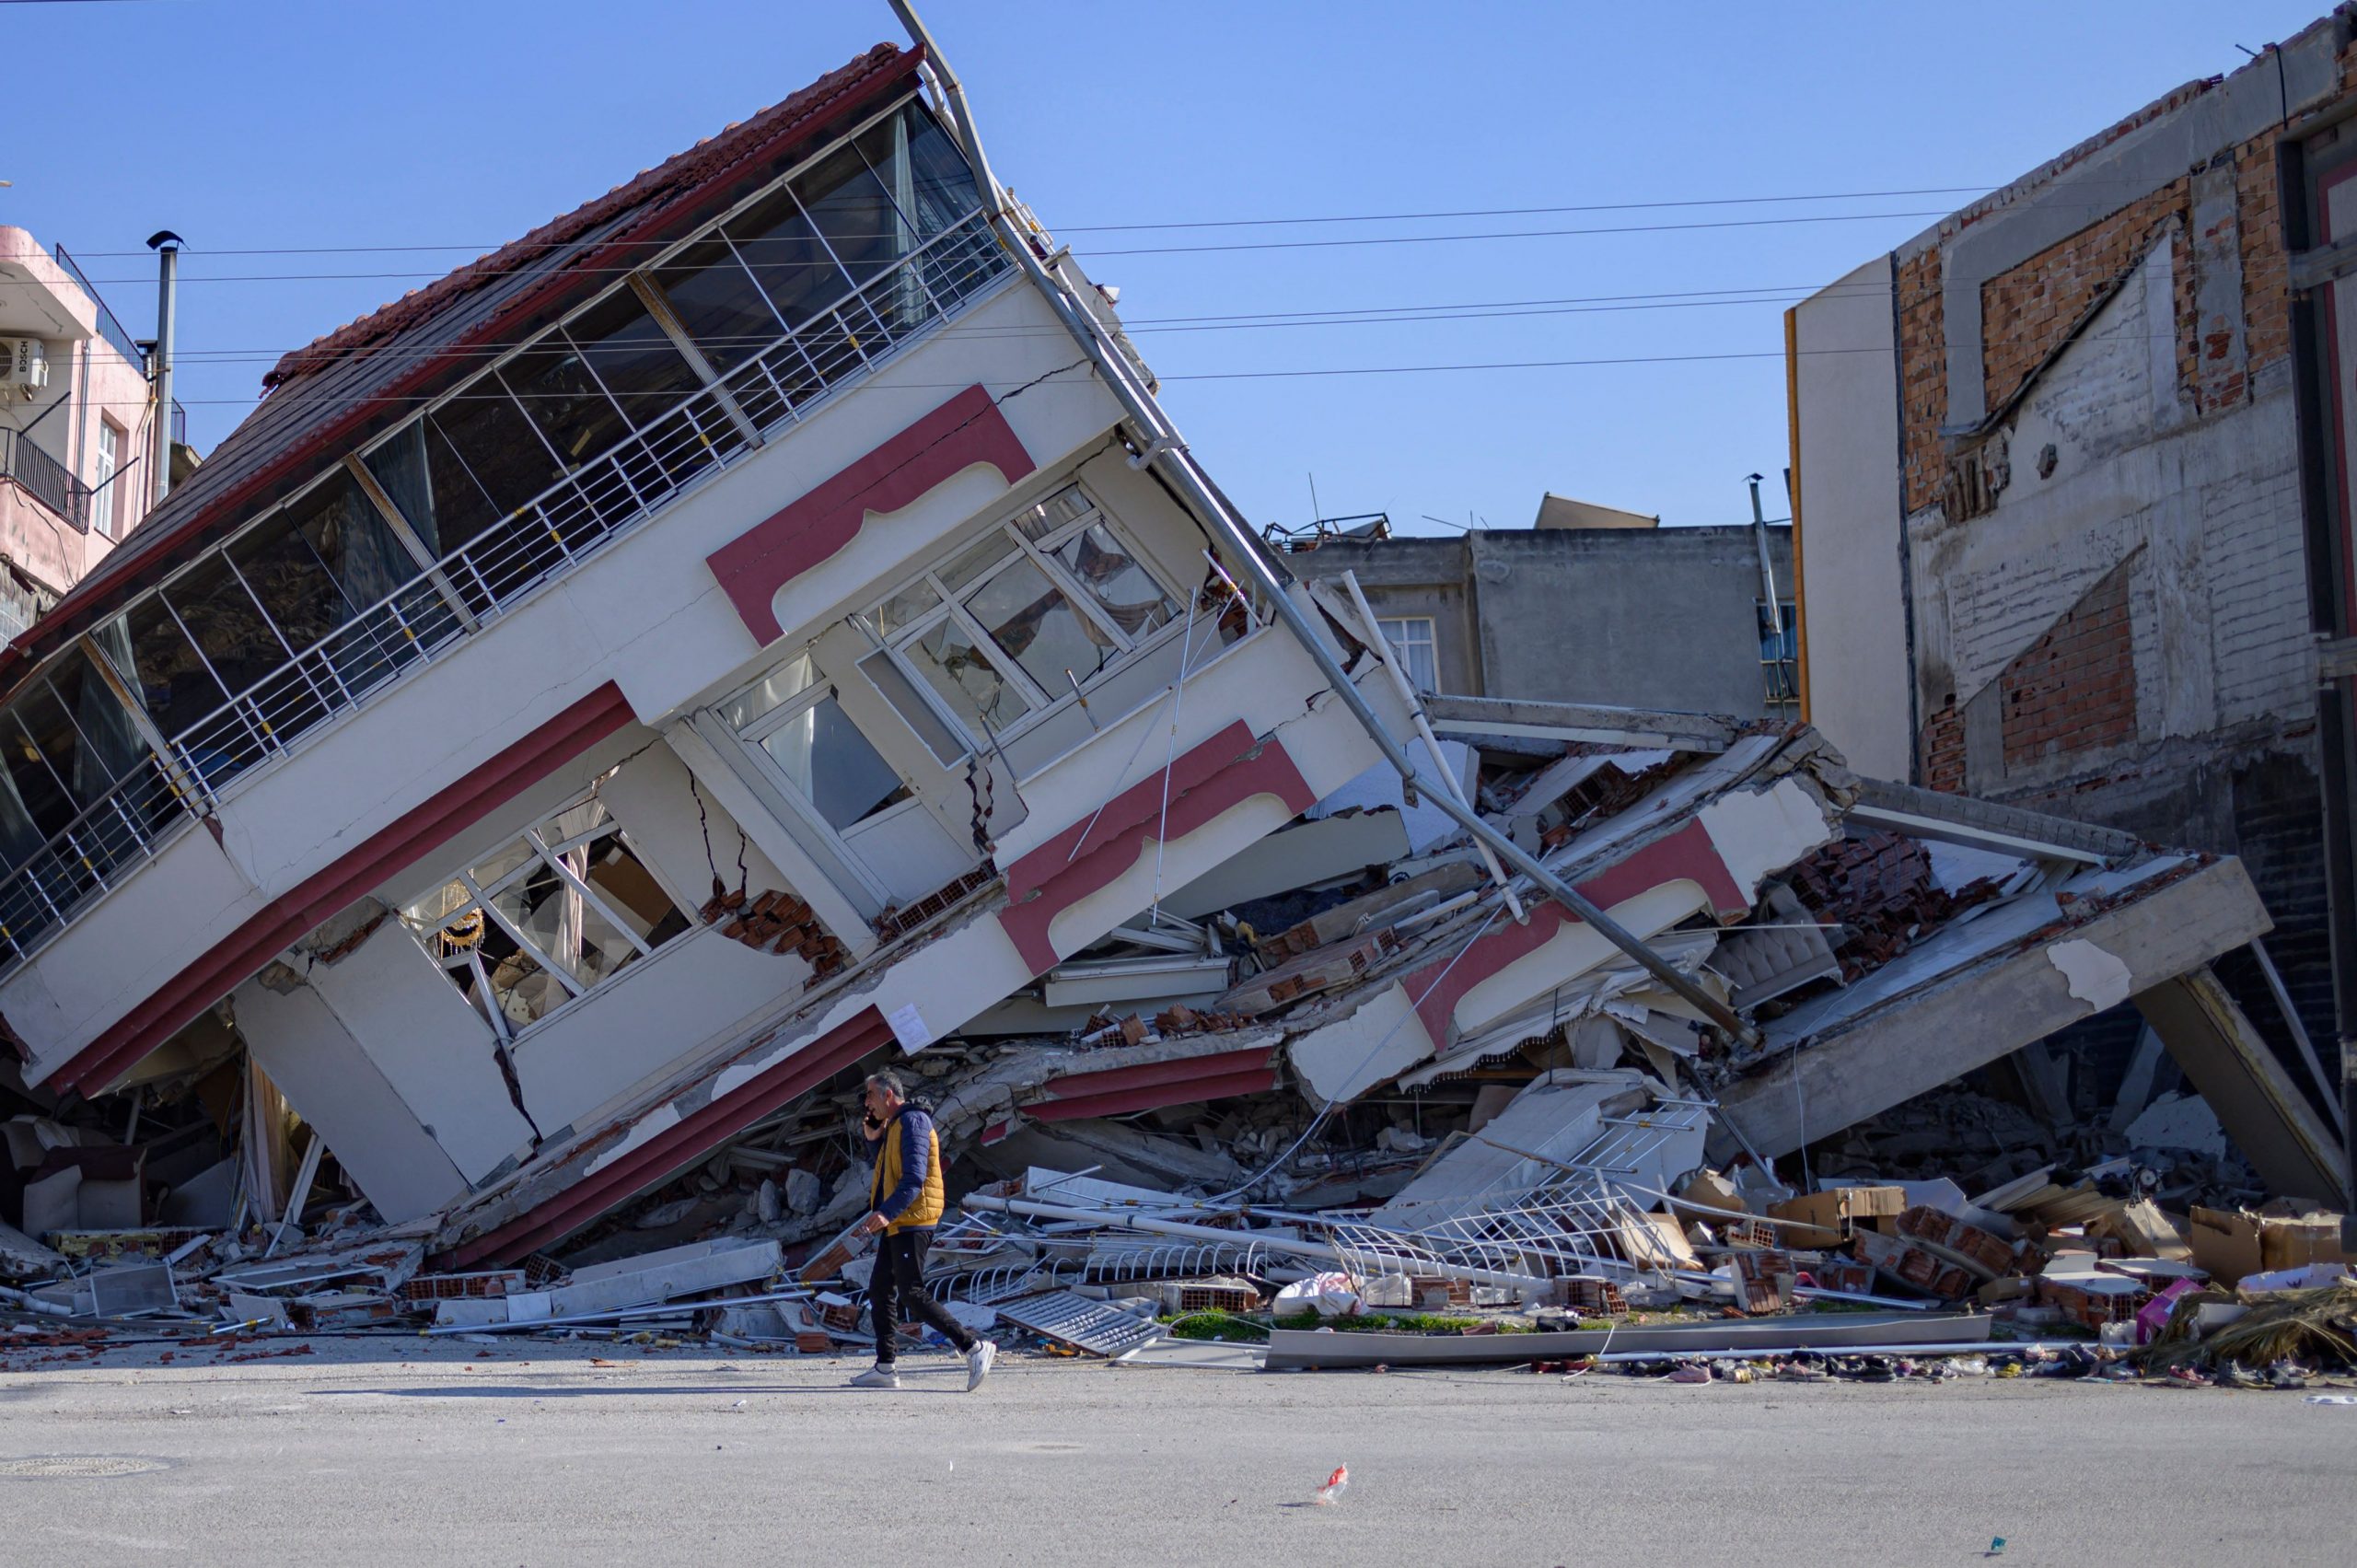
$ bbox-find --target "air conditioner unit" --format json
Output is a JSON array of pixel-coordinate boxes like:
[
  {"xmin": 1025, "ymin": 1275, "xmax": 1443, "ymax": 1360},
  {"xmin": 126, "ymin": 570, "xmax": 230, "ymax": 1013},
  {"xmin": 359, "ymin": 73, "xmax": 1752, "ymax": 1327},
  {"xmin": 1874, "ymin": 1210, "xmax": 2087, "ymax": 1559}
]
[{"xmin": 0, "ymin": 338, "xmax": 51, "ymax": 399}]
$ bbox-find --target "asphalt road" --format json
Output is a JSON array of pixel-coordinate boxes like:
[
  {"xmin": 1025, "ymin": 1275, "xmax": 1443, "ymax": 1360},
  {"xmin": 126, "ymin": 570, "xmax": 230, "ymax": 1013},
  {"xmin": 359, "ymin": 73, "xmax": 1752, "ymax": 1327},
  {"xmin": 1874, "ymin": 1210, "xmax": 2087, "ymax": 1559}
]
[{"xmin": 0, "ymin": 1336, "xmax": 2351, "ymax": 1566}]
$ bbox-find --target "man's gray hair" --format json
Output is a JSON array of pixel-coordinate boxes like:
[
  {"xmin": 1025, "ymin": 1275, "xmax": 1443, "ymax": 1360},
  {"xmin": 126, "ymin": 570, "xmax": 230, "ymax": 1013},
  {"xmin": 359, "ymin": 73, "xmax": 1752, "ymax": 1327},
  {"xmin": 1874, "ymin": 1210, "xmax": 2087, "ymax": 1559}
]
[{"xmin": 865, "ymin": 1069, "xmax": 906, "ymax": 1099}]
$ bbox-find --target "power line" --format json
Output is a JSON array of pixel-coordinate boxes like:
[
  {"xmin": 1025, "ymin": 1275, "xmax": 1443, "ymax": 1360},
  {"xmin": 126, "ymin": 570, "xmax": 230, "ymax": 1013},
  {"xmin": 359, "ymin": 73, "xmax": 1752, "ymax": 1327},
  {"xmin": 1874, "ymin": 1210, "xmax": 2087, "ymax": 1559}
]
[
  {"xmin": 151, "ymin": 282, "xmax": 1898, "ymax": 367},
  {"xmin": 53, "ymin": 342, "xmax": 1931, "ymax": 415},
  {"xmin": 19, "ymin": 208, "xmax": 1960, "ymax": 287},
  {"xmin": 49, "ymin": 179, "xmax": 2194, "ymax": 257}
]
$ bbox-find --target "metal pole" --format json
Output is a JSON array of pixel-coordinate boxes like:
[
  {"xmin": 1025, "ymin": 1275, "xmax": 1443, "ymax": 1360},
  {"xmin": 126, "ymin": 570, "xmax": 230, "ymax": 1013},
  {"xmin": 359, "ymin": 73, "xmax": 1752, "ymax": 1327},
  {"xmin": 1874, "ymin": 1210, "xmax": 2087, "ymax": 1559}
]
[
  {"xmin": 1336, "ymin": 569, "xmax": 1526, "ymax": 923},
  {"xmin": 1747, "ymin": 473, "xmax": 1791, "ymax": 710},
  {"xmin": 888, "ymin": 1, "xmax": 1758, "ymax": 1046},
  {"xmin": 146, "ymin": 231, "xmax": 182, "ymax": 508}
]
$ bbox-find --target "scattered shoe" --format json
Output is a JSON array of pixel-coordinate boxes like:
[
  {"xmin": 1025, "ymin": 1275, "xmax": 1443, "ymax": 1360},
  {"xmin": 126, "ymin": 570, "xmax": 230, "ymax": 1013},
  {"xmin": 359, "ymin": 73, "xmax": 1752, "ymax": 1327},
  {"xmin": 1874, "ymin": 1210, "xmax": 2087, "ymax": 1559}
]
[
  {"xmin": 850, "ymin": 1364, "xmax": 900, "ymax": 1389},
  {"xmin": 965, "ymin": 1339, "xmax": 997, "ymax": 1392}
]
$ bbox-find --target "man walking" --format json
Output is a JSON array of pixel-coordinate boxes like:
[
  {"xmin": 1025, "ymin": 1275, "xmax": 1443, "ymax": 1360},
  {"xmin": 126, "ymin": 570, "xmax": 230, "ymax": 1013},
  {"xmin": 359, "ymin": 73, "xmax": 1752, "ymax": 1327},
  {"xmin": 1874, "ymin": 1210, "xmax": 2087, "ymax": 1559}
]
[{"xmin": 849, "ymin": 1070, "xmax": 995, "ymax": 1390}]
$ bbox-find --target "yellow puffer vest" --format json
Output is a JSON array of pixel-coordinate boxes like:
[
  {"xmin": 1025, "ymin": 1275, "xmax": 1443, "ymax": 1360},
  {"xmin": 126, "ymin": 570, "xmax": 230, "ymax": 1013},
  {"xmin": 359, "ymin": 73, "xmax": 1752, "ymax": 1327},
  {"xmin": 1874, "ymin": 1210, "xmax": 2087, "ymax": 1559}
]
[{"xmin": 867, "ymin": 1110, "xmax": 946, "ymax": 1233}]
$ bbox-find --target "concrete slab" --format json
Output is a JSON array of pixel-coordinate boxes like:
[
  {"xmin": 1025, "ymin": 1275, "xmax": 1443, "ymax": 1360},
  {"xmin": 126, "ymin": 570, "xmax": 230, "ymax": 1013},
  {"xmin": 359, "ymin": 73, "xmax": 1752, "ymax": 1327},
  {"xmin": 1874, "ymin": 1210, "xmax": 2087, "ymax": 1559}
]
[{"xmin": 2134, "ymin": 967, "xmax": 2346, "ymax": 1204}]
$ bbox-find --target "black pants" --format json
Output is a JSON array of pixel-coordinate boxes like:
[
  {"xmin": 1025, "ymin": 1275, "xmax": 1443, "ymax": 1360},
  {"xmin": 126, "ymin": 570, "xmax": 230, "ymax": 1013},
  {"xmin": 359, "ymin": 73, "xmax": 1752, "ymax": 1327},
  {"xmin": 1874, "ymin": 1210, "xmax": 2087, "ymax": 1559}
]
[{"xmin": 868, "ymin": 1227, "xmax": 976, "ymax": 1365}]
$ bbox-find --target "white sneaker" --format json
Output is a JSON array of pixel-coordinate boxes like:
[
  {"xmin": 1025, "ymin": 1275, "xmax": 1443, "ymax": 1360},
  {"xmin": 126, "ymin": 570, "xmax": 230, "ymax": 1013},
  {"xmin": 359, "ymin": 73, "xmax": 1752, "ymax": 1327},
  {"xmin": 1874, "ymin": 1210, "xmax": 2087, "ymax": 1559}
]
[
  {"xmin": 965, "ymin": 1340, "xmax": 997, "ymax": 1392},
  {"xmin": 849, "ymin": 1364, "xmax": 900, "ymax": 1389}
]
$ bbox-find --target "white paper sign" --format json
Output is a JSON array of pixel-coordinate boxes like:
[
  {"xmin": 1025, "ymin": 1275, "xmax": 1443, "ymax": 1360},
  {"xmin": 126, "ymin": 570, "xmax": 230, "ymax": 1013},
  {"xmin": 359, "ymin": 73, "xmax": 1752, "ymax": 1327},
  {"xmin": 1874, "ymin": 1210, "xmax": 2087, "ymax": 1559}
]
[{"xmin": 886, "ymin": 1001, "xmax": 933, "ymax": 1050}]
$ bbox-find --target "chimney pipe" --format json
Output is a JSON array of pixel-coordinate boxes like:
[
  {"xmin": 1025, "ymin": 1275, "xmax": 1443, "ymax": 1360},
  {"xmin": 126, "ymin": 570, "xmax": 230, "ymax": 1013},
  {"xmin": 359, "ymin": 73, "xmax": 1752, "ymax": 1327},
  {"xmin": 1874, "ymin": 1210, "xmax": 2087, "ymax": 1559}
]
[{"xmin": 146, "ymin": 230, "xmax": 182, "ymax": 508}]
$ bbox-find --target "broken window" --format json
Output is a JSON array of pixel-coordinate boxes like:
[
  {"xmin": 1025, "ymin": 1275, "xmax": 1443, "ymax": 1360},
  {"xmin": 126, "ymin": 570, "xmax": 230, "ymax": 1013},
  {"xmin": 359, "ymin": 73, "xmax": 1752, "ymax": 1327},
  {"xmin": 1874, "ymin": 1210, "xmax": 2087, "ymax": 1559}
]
[
  {"xmin": 726, "ymin": 654, "xmax": 912, "ymax": 834},
  {"xmin": 402, "ymin": 797, "xmax": 689, "ymax": 1038},
  {"xmin": 855, "ymin": 483, "xmax": 1180, "ymax": 747},
  {"xmin": 1376, "ymin": 616, "xmax": 1438, "ymax": 692}
]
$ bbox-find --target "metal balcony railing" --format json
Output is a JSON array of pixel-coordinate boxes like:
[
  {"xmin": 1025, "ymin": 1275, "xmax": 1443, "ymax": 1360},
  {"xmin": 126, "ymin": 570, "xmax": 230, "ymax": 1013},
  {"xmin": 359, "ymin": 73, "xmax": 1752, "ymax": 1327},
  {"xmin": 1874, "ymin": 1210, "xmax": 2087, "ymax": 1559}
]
[
  {"xmin": 0, "ymin": 213, "xmax": 1012, "ymax": 971},
  {"xmin": 52, "ymin": 246, "xmax": 149, "ymax": 374},
  {"xmin": 0, "ymin": 429, "xmax": 89, "ymax": 531},
  {"xmin": 0, "ymin": 753, "xmax": 192, "ymax": 965}
]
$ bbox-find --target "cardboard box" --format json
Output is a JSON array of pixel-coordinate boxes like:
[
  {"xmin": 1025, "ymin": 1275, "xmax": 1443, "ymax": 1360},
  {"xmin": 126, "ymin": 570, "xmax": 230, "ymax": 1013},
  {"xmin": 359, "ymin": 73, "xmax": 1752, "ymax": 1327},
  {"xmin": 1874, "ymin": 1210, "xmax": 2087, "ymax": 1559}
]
[
  {"xmin": 2188, "ymin": 1203, "xmax": 2352, "ymax": 1285},
  {"xmin": 1678, "ymin": 1168, "xmax": 1747, "ymax": 1217},
  {"xmin": 2086, "ymin": 1200, "xmax": 2190, "ymax": 1262},
  {"xmin": 1767, "ymin": 1187, "xmax": 1908, "ymax": 1248}
]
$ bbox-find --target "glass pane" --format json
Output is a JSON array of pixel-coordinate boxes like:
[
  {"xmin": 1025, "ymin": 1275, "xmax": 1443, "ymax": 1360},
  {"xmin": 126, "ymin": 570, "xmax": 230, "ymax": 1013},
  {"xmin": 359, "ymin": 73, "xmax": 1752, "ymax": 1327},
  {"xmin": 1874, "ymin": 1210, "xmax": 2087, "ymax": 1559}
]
[
  {"xmin": 405, "ymin": 877, "xmax": 475, "ymax": 930},
  {"xmin": 794, "ymin": 132, "xmax": 905, "ymax": 289},
  {"xmin": 963, "ymin": 557, "xmax": 1119, "ymax": 690},
  {"xmin": 468, "ymin": 838, "xmax": 538, "ymax": 891},
  {"xmin": 652, "ymin": 237, "xmax": 784, "ymax": 372},
  {"xmin": 874, "ymin": 579, "xmax": 939, "ymax": 635},
  {"xmin": 721, "ymin": 654, "xmax": 818, "ymax": 731},
  {"xmin": 109, "ymin": 597, "xmax": 227, "ymax": 748},
  {"xmin": 1054, "ymin": 523, "xmax": 1177, "ymax": 642},
  {"xmin": 565, "ymin": 291, "xmax": 702, "ymax": 428},
  {"xmin": 488, "ymin": 858, "xmax": 591, "ymax": 986},
  {"xmin": 936, "ymin": 529, "xmax": 1015, "ymax": 593},
  {"xmin": 364, "ymin": 423, "xmax": 450, "ymax": 556},
  {"xmin": 45, "ymin": 656, "xmax": 143, "ymax": 804},
  {"xmin": 758, "ymin": 694, "xmax": 911, "ymax": 832},
  {"xmin": 1010, "ymin": 484, "xmax": 1092, "ymax": 542},
  {"xmin": 727, "ymin": 187, "xmax": 852, "ymax": 329},
  {"xmin": 227, "ymin": 473, "xmax": 415, "ymax": 688},
  {"xmin": 501, "ymin": 340, "xmax": 631, "ymax": 472},
  {"xmin": 2, "ymin": 711, "xmax": 76, "ymax": 841},
  {"xmin": 482, "ymin": 939, "xmax": 569, "ymax": 1028},
  {"xmin": 893, "ymin": 102, "xmax": 983, "ymax": 239},
  {"xmin": 903, "ymin": 614, "xmax": 1028, "ymax": 735},
  {"xmin": 422, "ymin": 382, "xmax": 564, "ymax": 521},
  {"xmin": 164, "ymin": 555, "xmax": 288, "ymax": 702}
]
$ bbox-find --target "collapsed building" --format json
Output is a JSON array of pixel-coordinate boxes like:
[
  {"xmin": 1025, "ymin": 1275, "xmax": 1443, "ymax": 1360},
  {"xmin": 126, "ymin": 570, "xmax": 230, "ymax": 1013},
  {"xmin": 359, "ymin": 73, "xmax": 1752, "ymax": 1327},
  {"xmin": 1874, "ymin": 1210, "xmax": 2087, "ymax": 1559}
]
[{"xmin": 0, "ymin": 16, "xmax": 2346, "ymax": 1354}]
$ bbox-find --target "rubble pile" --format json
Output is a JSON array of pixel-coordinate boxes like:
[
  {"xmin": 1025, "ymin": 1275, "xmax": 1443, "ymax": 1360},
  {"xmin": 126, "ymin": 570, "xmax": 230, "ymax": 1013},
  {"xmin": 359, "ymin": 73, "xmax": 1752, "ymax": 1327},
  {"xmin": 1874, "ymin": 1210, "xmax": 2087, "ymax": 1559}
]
[{"xmin": 5, "ymin": 706, "xmax": 2349, "ymax": 1388}]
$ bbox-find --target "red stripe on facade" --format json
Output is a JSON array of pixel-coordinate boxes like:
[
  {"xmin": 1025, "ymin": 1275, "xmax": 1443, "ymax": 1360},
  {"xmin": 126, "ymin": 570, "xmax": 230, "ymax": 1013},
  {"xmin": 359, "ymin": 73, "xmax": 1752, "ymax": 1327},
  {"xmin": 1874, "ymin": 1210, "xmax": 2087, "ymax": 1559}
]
[
  {"xmin": 704, "ymin": 384, "xmax": 1036, "ymax": 645},
  {"xmin": 1030, "ymin": 1068, "xmax": 1279, "ymax": 1122},
  {"xmin": 1404, "ymin": 818, "xmax": 1749, "ymax": 1048},
  {"xmin": 1027, "ymin": 1042, "xmax": 1279, "ymax": 1121},
  {"xmin": 995, "ymin": 724, "xmax": 1317, "ymax": 976},
  {"xmin": 444, "ymin": 1006, "xmax": 891, "ymax": 1268},
  {"xmin": 51, "ymin": 684, "xmax": 637, "ymax": 1096}
]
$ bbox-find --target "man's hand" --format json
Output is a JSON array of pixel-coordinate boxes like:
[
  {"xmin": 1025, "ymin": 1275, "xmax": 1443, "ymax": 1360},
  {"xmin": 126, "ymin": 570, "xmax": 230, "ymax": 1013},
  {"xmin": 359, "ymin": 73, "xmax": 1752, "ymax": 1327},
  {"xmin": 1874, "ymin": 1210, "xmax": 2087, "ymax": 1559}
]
[{"xmin": 855, "ymin": 1212, "xmax": 889, "ymax": 1237}]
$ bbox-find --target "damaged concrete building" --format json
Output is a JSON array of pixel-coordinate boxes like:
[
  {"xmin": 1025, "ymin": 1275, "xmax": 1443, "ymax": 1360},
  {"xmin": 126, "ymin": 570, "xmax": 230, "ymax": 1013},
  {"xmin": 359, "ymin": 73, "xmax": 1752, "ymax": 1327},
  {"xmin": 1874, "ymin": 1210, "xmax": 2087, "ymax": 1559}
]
[
  {"xmin": 0, "ymin": 11, "xmax": 2339, "ymax": 1321},
  {"xmin": 1790, "ymin": 8, "xmax": 2357, "ymax": 1207},
  {"xmin": 1278, "ymin": 505, "xmax": 1799, "ymax": 719}
]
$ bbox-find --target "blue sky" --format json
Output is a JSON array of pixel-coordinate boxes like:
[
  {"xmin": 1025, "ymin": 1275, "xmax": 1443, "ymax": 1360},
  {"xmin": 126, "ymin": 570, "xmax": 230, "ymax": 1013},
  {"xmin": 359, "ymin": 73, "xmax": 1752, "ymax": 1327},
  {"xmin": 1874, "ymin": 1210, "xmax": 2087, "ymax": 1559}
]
[{"xmin": 2, "ymin": 0, "xmax": 2329, "ymax": 536}]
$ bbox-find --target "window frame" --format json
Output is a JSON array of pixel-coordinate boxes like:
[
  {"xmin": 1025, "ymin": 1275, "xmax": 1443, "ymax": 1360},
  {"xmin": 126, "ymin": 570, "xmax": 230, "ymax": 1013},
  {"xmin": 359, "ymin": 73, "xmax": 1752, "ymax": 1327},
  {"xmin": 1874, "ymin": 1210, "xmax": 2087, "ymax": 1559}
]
[
  {"xmin": 405, "ymin": 799, "xmax": 682, "ymax": 1043},
  {"xmin": 1376, "ymin": 615, "xmax": 1440, "ymax": 693},
  {"xmin": 856, "ymin": 482, "xmax": 1183, "ymax": 751},
  {"xmin": 735, "ymin": 674, "xmax": 915, "ymax": 837},
  {"xmin": 91, "ymin": 420, "xmax": 121, "ymax": 539}
]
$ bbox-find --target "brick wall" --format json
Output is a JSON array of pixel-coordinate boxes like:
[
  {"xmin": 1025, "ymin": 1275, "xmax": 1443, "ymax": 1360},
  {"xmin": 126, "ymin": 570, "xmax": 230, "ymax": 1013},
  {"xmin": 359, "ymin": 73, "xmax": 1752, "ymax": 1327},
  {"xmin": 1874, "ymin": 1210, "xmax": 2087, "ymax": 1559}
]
[
  {"xmin": 1898, "ymin": 249, "xmax": 1946, "ymax": 515},
  {"xmin": 2237, "ymin": 133, "xmax": 2291, "ymax": 377},
  {"xmin": 1920, "ymin": 693, "xmax": 1965, "ymax": 794},
  {"xmin": 1898, "ymin": 110, "xmax": 2301, "ymax": 513},
  {"xmin": 1978, "ymin": 181, "xmax": 2193, "ymax": 419},
  {"xmin": 1999, "ymin": 561, "xmax": 2136, "ymax": 768}
]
